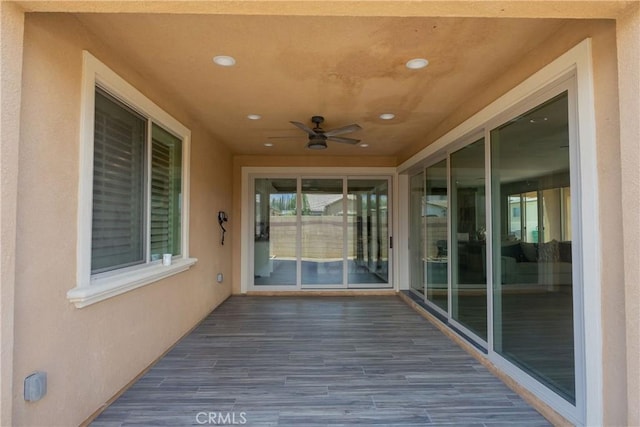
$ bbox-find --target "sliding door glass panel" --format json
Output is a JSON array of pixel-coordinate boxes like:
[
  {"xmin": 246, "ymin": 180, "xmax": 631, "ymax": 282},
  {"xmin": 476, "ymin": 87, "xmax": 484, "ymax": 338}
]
[
  {"xmin": 253, "ymin": 178, "xmax": 298, "ymax": 286},
  {"xmin": 301, "ymin": 179, "xmax": 344, "ymax": 285},
  {"xmin": 409, "ymin": 173, "xmax": 425, "ymax": 295},
  {"xmin": 425, "ymin": 160, "xmax": 448, "ymax": 311},
  {"xmin": 451, "ymin": 139, "xmax": 487, "ymax": 340},
  {"xmin": 347, "ymin": 179, "xmax": 389, "ymax": 284},
  {"xmin": 491, "ymin": 91, "xmax": 575, "ymax": 403}
]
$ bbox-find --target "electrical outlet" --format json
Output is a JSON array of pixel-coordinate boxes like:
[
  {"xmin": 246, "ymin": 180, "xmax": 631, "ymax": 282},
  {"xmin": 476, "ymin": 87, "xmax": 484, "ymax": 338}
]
[
  {"xmin": 216, "ymin": 273, "xmax": 223, "ymax": 283},
  {"xmin": 24, "ymin": 371, "xmax": 47, "ymax": 402}
]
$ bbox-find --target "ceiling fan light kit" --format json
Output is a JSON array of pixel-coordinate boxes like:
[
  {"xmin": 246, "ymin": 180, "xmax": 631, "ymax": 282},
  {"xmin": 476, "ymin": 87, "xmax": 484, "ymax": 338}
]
[{"xmin": 307, "ymin": 136, "xmax": 328, "ymax": 150}]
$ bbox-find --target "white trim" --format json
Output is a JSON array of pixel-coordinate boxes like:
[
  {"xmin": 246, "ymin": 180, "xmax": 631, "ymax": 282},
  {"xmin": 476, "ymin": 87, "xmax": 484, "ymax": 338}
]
[
  {"xmin": 67, "ymin": 258, "xmax": 197, "ymax": 308},
  {"xmin": 484, "ymin": 126, "xmax": 494, "ymax": 355},
  {"xmin": 398, "ymin": 39, "xmax": 600, "ymax": 425},
  {"xmin": 72, "ymin": 51, "xmax": 193, "ymax": 308},
  {"xmin": 393, "ymin": 173, "xmax": 404, "ymax": 291},
  {"xmin": 572, "ymin": 39, "xmax": 601, "ymax": 427},
  {"xmin": 342, "ymin": 177, "xmax": 348, "ymax": 289},
  {"xmin": 491, "ymin": 354, "xmax": 580, "ymax": 423}
]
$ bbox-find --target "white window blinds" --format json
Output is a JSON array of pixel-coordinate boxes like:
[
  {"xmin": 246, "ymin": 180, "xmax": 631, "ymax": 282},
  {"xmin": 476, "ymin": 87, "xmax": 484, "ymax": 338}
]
[
  {"xmin": 91, "ymin": 89, "xmax": 146, "ymax": 273},
  {"xmin": 150, "ymin": 124, "xmax": 182, "ymax": 258}
]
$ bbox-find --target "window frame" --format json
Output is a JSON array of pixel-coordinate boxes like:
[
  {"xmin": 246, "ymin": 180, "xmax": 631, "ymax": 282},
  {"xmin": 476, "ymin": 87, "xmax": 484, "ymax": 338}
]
[{"xmin": 68, "ymin": 51, "xmax": 195, "ymax": 308}]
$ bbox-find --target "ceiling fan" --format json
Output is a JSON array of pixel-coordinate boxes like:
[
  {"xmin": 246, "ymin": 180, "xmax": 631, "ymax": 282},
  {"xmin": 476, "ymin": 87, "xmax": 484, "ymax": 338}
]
[{"xmin": 289, "ymin": 116, "xmax": 362, "ymax": 150}]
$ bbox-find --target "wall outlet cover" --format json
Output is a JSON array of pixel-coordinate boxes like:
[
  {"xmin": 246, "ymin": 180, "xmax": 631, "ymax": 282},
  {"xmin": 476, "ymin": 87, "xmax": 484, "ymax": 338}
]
[{"xmin": 24, "ymin": 371, "xmax": 47, "ymax": 402}]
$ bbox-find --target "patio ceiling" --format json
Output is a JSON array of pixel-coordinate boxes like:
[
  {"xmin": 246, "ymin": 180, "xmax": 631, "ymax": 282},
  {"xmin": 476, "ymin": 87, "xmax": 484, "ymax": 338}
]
[
  {"xmin": 70, "ymin": 13, "xmax": 574, "ymax": 159},
  {"xmin": 16, "ymin": 1, "xmax": 635, "ymax": 161}
]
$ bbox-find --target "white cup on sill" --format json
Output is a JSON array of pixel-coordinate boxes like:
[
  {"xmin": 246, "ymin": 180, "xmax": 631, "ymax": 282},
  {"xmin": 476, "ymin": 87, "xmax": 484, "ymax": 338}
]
[{"xmin": 162, "ymin": 253, "xmax": 172, "ymax": 266}]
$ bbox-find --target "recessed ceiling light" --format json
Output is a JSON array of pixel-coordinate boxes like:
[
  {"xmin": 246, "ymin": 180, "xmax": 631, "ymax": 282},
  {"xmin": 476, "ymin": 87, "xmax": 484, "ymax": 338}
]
[
  {"xmin": 379, "ymin": 113, "xmax": 395, "ymax": 120},
  {"xmin": 406, "ymin": 58, "xmax": 429, "ymax": 69},
  {"xmin": 247, "ymin": 114, "xmax": 262, "ymax": 120},
  {"xmin": 213, "ymin": 55, "xmax": 236, "ymax": 67},
  {"xmin": 359, "ymin": 143, "xmax": 369, "ymax": 148},
  {"xmin": 264, "ymin": 143, "xmax": 273, "ymax": 147}
]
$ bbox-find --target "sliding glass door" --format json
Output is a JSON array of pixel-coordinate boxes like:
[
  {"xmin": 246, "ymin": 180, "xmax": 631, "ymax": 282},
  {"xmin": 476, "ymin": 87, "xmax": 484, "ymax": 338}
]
[
  {"xmin": 491, "ymin": 91, "xmax": 575, "ymax": 403},
  {"xmin": 406, "ymin": 84, "xmax": 578, "ymax": 415},
  {"xmin": 450, "ymin": 138, "xmax": 487, "ymax": 340},
  {"xmin": 425, "ymin": 160, "xmax": 448, "ymax": 312},
  {"xmin": 347, "ymin": 179, "xmax": 389, "ymax": 286},
  {"xmin": 252, "ymin": 176, "xmax": 391, "ymax": 289},
  {"xmin": 409, "ymin": 172, "xmax": 425, "ymax": 295},
  {"xmin": 301, "ymin": 178, "xmax": 344, "ymax": 286},
  {"xmin": 253, "ymin": 178, "xmax": 298, "ymax": 286}
]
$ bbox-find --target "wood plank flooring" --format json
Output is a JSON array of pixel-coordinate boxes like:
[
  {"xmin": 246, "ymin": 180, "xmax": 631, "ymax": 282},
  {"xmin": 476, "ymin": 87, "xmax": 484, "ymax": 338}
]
[{"xmin": 91, "ymin": 296, "xmax": 550, "ymax": 426}]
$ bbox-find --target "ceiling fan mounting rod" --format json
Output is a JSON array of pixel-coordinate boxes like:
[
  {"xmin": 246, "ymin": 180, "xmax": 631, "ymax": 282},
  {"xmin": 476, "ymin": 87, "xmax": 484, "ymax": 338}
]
[{"xmin": 311, "ymin": 115, "xmax": 325, "ymax": 127}]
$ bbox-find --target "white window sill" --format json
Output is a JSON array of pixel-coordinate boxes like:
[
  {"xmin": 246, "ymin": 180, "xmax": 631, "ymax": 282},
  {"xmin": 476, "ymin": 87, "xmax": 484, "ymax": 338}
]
[{"xmin": 67, "ymin": 257, "xmax": 198, "ymax": 308}]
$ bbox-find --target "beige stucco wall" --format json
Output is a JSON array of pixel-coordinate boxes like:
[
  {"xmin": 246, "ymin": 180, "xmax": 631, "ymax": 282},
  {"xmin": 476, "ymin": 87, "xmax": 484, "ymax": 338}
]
[
  {"xmin": 617, "ymin": 3, "xmax": 640, "ymax": 426},
  {"xmin": 11, "ymin": 13, "xmax": 233, "ymax": 426},
  {"xmin": 0, "ymin": 3, "xmax": 25, "ymax": 425}
]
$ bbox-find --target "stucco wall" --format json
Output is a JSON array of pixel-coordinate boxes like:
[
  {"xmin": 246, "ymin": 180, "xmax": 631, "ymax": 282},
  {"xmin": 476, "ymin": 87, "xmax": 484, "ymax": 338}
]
[
  {"xmin": 0, "ymin": 3, "xmax": 25, "ymax": 425},
  {"xmin": 13, "ymin": 13, "xmax": 233, "ymax": 426},
  {"xmin": 617, "ymin": 4, "xmax": 640, "ymax": 426}
]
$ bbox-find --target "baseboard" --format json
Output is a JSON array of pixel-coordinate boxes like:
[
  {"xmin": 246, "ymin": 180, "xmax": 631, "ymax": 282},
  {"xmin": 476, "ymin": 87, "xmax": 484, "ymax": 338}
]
[{"xmin": 245, "ymin": 289, "xmax": 397, "ymax": 296}]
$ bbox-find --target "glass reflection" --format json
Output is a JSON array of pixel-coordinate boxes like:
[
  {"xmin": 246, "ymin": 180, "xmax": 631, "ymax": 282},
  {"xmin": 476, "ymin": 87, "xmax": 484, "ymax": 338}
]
[
  {"xmin": 347, "ymin": 179, "xmax": 389, "ymax": 284},
  {"xmin": 253, "ymin": 178, "xmax": 298, "ymax": 286},
  {"xmin": 409, "ymin": 172, "xmax": 426, "ymax": 295},
  {"xmin": 425, "ymin": 160, "xmax": 448, "ymax": 311},
  {"xmin": 451, "ymin": 138, "xmax": 487, "ymax": 340},
  {"xmin": 301, "ymin": 179, "xmax": 344, "ymax": 285},
  {"xmin": 491, "ymin": 92, "xmax": 575, "ymax": 403}
]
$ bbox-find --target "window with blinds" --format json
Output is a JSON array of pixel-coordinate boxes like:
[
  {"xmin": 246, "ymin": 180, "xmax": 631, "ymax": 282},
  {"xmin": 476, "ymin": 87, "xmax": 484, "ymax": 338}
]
[
  {"xmin": 91, "ymin": 87, "xmax": 183, "ymax": 275},
  {"xmin": 150, "ymin": 124, "xmax": 182, "ymax": 259}
]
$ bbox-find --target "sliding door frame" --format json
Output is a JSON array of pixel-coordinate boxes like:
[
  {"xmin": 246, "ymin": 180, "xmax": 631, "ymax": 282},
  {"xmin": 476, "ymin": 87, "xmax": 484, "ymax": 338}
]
[
  {"xmin": 484, "ymin": 73, "xmax": 584, "ymax": 421},
  {"xmin": 398, "ymin": 40, "xmax": 599, "ymax": 425},
  {"xmin": 243, "ymin": 168, "xmax": 395, "ymax": 292}
]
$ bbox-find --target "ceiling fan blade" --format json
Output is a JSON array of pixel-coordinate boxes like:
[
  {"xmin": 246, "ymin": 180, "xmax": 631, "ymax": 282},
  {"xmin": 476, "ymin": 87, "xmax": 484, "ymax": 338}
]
[
  {"xmin": 324, "ymin": 123, "xmax": 362, "ymax": 137},
  {"xmin": 327, "ymin": 136, "xmax": 360, "ymax": 145},
  {"xmin": 290, "ymin": 121, "xmax": 317, "ymax": 136}
]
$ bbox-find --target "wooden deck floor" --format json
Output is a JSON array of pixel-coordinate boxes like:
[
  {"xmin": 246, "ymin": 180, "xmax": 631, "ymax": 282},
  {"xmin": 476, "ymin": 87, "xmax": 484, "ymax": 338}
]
[{"xmin": 92, "ymin": 296, "xmax": 550, "ymax": 426}]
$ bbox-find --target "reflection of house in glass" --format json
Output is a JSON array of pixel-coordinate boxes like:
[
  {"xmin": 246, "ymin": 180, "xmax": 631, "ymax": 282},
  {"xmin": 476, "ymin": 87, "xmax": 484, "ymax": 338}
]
[
  {"xmin": 306, "ymin": 194, "xmax": 355, "ymax": 215},
  {"xmin": 426, "ymin": 196, "xmax": 447, "ymax": 217}
]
